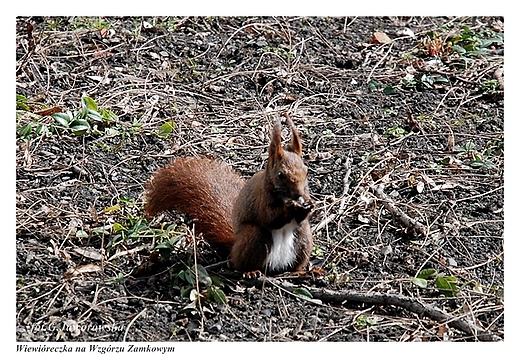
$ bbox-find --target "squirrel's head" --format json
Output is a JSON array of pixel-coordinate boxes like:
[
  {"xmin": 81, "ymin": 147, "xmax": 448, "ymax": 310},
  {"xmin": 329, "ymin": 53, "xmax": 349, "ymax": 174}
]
[{"xmin": 267, "ymin": 114, "xmax": 309, "ymax": 202}]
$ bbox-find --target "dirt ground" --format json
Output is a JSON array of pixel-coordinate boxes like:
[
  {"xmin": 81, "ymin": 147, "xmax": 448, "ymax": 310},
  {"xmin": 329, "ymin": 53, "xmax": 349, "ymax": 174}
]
[{"xmin": 15, "ymin": 16, "xmax": 504, "ymax": 342}]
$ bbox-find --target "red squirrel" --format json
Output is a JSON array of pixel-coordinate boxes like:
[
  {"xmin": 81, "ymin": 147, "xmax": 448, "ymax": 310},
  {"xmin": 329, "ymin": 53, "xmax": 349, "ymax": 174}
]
[{"xmin": 144, "ymin": 115, "xmax": 314, "ymax": 277}]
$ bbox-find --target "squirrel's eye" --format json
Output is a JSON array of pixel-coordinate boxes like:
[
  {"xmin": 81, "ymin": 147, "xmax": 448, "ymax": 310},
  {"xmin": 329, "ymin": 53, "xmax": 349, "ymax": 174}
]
[{"xmin": 277, "ymin": 171, "xmax": 285, "ymax": 180}]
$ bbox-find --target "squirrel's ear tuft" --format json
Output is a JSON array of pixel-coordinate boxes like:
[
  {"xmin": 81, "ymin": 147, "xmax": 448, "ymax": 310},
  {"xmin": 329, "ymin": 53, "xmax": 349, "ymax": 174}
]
[
  {"xmin": 284, "ymin": 113, "xmax": 302, "ymax": 157},
  {"xmin": 268, "ymin": 118, "xmax": 284, "ymax": 168}
]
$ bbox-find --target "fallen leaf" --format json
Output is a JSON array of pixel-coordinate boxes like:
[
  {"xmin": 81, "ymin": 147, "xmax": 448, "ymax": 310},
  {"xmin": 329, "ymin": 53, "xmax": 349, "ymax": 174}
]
[
  {"xmin": 102, "ymin": 204, "xmax": 120, "ymax": 214},
  {"xmin": 63, "ymin": 263, "xmax": 103, "ymax": 278},
  {"xmin": 73, "ymin": 247, "xmax": 103, "ymax": 261},
  {"xmin": 420, "ymin": 173, "xmax": 436, "ymax": 187},
  {"xmin": 90, "ymin": 204, "xmax": 98, "ymax": 223},
  {"xmin": 370, "ymin": 31, "xmax": 392, "ymax": 44},
  {"xmin": 34, "ymin": 106, "xmax": 62, "ymax": 116},
  {"xmin": 438, "ymin": 324, "xmax": 448, "ymax": 336}
]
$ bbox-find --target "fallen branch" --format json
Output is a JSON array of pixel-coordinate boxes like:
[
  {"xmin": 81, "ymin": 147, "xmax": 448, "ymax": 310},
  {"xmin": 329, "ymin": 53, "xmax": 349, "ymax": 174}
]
[
  {"xmin": 260, "ymin": 277, "xmax": 500, "ymax": 342},
  {"xmin": 371, "ymin": 184, "xmax": 427, "ymax": 236}
]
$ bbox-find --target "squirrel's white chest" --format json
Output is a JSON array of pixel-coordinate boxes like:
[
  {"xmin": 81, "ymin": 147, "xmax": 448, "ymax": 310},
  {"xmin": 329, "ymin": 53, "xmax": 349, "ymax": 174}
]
[{"xmin": 267, "ymin": 219, "xmax": 298, "ymax": 271}]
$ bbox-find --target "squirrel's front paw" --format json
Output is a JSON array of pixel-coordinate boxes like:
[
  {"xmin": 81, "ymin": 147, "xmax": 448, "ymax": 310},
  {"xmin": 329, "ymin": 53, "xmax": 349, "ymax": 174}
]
[
  {"xmin": 286, "ymin": 197, "xmax": 314, "ymax": 222},
  {"xmin": 286, "ymin": 197, "xmax": 314, "ymax": 211},
  {"xmin": 300, "ymin": 198, "xmax": 314, "ymax": 211}
]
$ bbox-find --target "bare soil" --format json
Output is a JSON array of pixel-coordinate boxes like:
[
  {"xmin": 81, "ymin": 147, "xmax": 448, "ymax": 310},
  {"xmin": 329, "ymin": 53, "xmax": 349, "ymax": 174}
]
[{"xmin": 15, "ymin": 16, "xmax": 504, "ymax": 342}]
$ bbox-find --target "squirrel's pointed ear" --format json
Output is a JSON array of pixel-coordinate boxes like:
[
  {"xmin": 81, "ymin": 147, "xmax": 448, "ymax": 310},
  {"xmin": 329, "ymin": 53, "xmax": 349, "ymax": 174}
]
[
  {"xmin": 284, "ymin": 113, "xmax": 302, "ymax": 157},
  {"xmin": 268, "ymin": 118, "xmax": 284, "ymax": 167}
]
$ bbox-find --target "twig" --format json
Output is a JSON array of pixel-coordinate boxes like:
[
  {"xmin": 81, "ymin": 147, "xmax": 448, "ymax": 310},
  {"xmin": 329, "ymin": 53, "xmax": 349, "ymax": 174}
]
[
  {"xmin": 453, "ymin": 186, "xmax": 503, "ymax": 204},
  {"xmin": 204, "ymin": 260, "xmax": 230, "ymax": 271},
  {"xmin": 192, "ymin": 225, "xmax": 205, "ymax": 331},
  {"xmin": 343, "ymin": 16, "xmax": 358, "ymax": 33},
  {"xmin": 259, "ymin": 277, "xmax": 500, "ymax": 341},
  {"xmin": 371, "ymin": 184, "xmax": 427, "ymax": 236},
  {"xmin": 123, "ymin": 308, "xmax": 147, "ymax": 342},
  {"xmin": 366, "ymin": 43, "xmax": 393, "ymax": 84}
]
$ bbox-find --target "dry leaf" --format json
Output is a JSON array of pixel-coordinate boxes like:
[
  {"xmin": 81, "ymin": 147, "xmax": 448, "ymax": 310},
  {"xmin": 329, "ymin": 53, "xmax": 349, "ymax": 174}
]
[
  {"xmin": 406, "ymin": 111, "xmax": 421, "ymax": 132},
  {"xmin": 420, "ymin": 173, "xmax": 436, "ymax": 187},
  {"xmin": 370, "ymin": 31, "xmax": 392, "ymax": 44},
  {"xmin": 90, "ymin": 204, "xmax": 98, "ymax": 223},
  {"xmin": 63, "ymin": 263, "xmax": 103, "ymax": 278},
  {"xmin": 102, "ymin": 204, "xmax": 120, "ymax": 214},
  {"xmin": 107, "ymin": 245, "xmax": 148, "ymax": 261},
  {"xmin": 73, "ymin": 247, "xmax": 103, "ymax": 261},
  {"xmin": 34, "ymin": 106, "xmax": 62, "ymax": 116},
  {"xmin": 438, "ymin": 324, "xmax": 448, "ymax": 336}
]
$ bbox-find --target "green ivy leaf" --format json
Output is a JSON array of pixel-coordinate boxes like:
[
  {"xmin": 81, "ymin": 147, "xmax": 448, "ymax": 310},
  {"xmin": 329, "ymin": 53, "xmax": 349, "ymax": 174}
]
[
  {"xmin": 293, "ymin": 287, "xmax": 313, "ymax": 299},
  {"xmin": 452, "ymin": 44, "xmax": 467, "ymax": 54},
  {"xmin": 17, "ymin": 123, "xmax": 33, "ymax": 138},
  {"xmin": 208, "ymin": 286, "xmax": 227, "ymax": 304},
  {"xmin": 113, "ymin": 223, "xmax": 125, "ymax": 232},
  {"xmin": 435, "ymin": 276, "xmax": 459, "ymax": 297},
  {"xmin": 86, "ymin": 109, "xmax": 104, "ymax": 122},
  {"xmin": 210, "ymin": 275, "xmax": 223, "ymax": 287},
  {"xmin": 155, "ymin": 241, "xmax": 173, "ymax": 250},
  {"xmin": 411, "ymin": 277, "xmax": 428, "ymax": 288},
  {"xmin": 180, "ymin": 286, "xmax": 192, "ymax": 299},
  {"xmin": 16, "ymin": 94, "xmax": 30, "ymax": 111},
  {"xmin": 70, "ymin": 118, "xmax": 91, "ymax": 136},
  {"xmin": 368, "ymin": 80, "xmax": 380, "ymax": 92},
  {"xmin": 383, "ymin": 86, "xmax": 395, "ymax": 95},
  {"xmin": 158, "ymin": 121, "xmax": 176, "ymax": 138},
  {"xmin": 100, "ymin": 108, "xmax": 118, "ymax": 122},
  {"xmin": 417, "ymin": 268, "xmax": 438, "ymax": 279},
  {"xmin": 52, "ymin": 112, "xmax": 73, "ymax": 127},
  {"xmin": 82, "ymin": 95, "xmax": 99, "ymax": 112},
  {"xmin": 76, "ymin": 230, "xmax": 89, "ymax": 238},
  {"xmin": 195, "ymin": 264, "xmax": 212, "ymax": 287},
  {"xmin": 184, "ymin": 270, "xmax": 195, "ymax": 285}
]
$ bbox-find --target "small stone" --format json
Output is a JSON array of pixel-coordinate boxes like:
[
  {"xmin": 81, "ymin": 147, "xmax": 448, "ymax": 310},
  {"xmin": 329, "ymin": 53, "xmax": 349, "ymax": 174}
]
[
  {"xmin": 447, "ymin": 258, "xmax": 458, "ymax": 267},
  {"xmin": 381, "ymin": 245, "xmax": 393, "ymax": 256},
  {"xmin": 208, "ymin": 323, "xmax": 221, "ymax": 333}
]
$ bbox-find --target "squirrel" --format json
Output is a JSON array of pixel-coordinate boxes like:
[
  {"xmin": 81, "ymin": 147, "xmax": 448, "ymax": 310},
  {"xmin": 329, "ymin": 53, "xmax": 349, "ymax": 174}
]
[{"xmin": 144, "ymin": 115, "xmax": 314, "ymax": 278}]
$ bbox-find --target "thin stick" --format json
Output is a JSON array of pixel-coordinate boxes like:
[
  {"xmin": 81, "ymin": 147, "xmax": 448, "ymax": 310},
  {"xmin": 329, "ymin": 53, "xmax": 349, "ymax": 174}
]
[
  {"xmin": 123, "ymin": 308, "xmax": 147, "ymax": 342},
  {"xmin": 366, "ymin": 43, "xmax": 393, "ymax": 84},
  {"xmin": 371, "ymin": 184, "xmax": 427, "ymax": 236},
  {"xmin": 192, "ymin": 225, "xmax": 205, "ymax": 331},
  {"xmin": 453, "ymin": 186, "xmax": 503, "ymax": 204}
]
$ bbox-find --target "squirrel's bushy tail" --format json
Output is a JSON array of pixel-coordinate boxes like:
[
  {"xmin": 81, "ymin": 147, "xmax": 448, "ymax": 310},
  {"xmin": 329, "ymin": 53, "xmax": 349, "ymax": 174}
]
[{"xmin": 145, "ymin": 157, "xmax": 245, "ymax": 250}]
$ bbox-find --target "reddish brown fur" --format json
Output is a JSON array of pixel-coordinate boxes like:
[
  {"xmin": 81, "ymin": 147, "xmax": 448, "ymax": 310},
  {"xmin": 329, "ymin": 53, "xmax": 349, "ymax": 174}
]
[
  {"xmin": 145, "ymin": 117, "xmax": 314, "ymax": 274},
  {"xmin": 145, "ymin": 157, "xmax": 245, "ymax": 250}
]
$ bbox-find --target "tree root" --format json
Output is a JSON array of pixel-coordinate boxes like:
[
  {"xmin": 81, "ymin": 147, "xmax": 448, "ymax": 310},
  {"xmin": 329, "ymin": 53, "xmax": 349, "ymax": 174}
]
[{"xmin": 258, "ymin": 277, "xmax": 501, "ymax": 342}]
